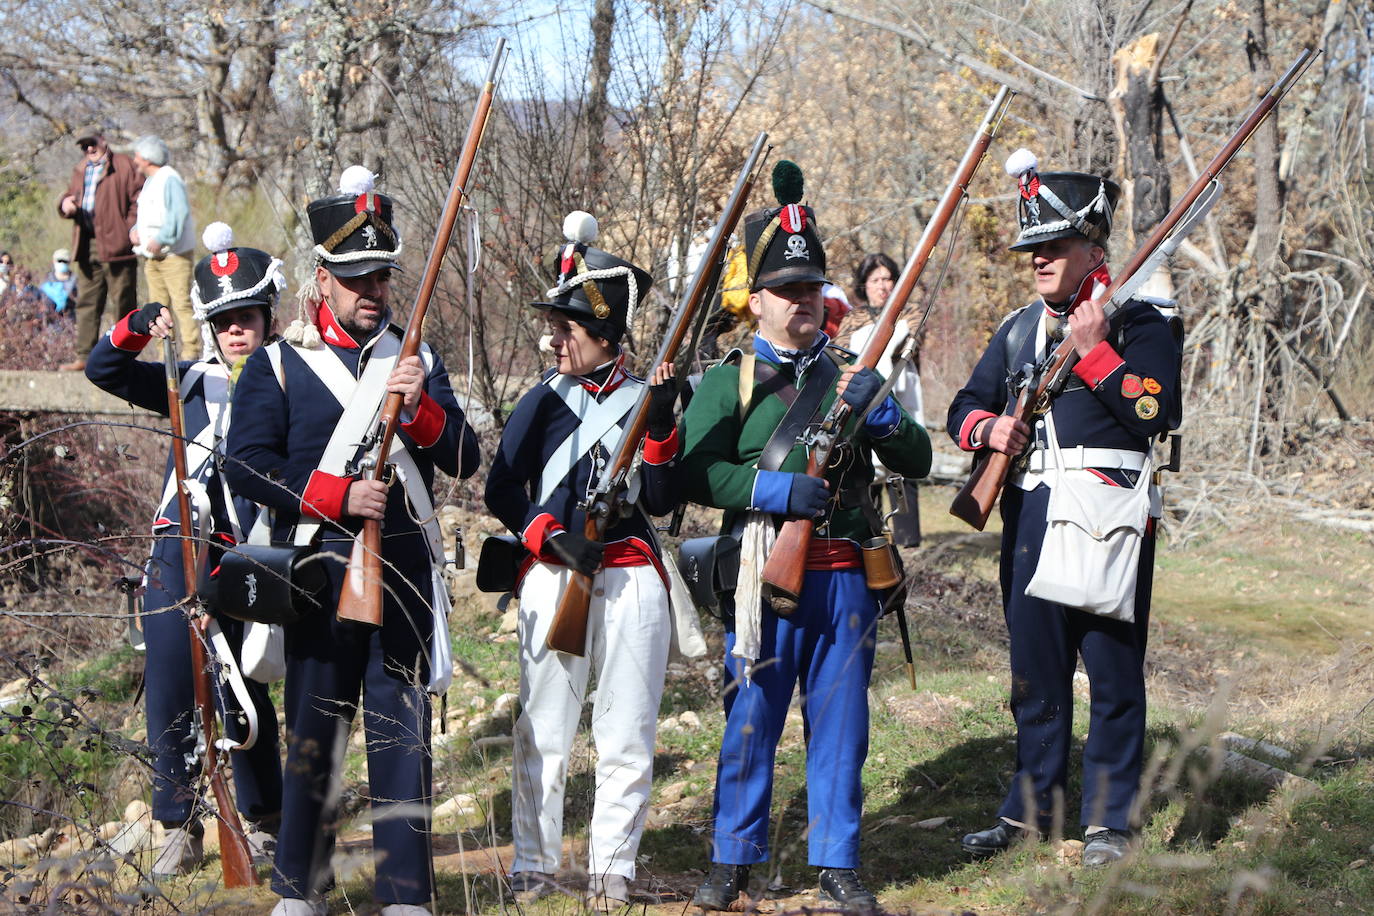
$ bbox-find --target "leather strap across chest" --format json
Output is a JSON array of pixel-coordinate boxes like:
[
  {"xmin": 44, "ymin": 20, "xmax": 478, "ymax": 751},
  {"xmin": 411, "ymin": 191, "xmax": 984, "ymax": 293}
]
[{"xmin": 755, "ymin": 352, "xmax": 840, "ymax": 473}]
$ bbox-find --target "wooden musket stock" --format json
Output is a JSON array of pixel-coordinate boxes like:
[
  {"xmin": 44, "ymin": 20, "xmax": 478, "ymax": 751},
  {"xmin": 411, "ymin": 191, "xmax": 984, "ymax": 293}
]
[
  {"xmin": 948, "ymin": 48, "xmax": 1317, "ymax": 530},
  {"xmin": 337, "ymin": 39, "xmax": 506, "ymax": 625},
  {"xmin": 545, "ymin": 131, "xmax": 771, "ymax": 656},
  {"xmin": 163, "ymin": 333, "xmax": 257, "ymax": 888},
  {"xmin": 760, "ymin": 87, "xmax": 1014, "ymax": 603}
]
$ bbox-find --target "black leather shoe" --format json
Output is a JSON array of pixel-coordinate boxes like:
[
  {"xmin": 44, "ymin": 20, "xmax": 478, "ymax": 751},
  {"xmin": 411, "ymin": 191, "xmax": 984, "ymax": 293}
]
[
  {"xmin": 1082, "ymin": 828, "xmax": 1133, "ymax": 867},
  {"xmin": 818, "ymin": 868, "xmax": 877, "ymax": 910},
  {"xmin": 692, "ymin": 863, "xmax": 750, "ymax": 910},
  {"xmin": 960, "ymin": 821, "xmax": 1041, "ymax": 858}
]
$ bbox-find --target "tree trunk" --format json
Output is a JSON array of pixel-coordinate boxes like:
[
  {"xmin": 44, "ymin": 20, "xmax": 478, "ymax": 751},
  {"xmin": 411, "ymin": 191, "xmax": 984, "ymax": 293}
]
[
  {"xmin": 1245, "ymin": 0, "xmax": 1290, "ymax": 453},
  {"xmin": 586, "ymin": 0, "xmax": 616, "ymax": 207},
  {"xmin": 1109, "ymin": 33, "xmax": 1172, "ymax": 296}
]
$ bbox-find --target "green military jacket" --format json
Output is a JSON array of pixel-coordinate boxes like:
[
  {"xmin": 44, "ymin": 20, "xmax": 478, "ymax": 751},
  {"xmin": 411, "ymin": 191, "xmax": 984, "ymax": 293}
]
[{"xmin": 680, "ymin": 341, "xmax": 932, "ymax": 541}]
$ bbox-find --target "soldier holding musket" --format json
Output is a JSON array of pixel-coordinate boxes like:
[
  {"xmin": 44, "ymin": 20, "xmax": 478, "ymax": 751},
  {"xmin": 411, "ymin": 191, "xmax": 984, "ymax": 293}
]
[
  {"xmin": 948, "ymin": 152, "xmax": 1181, "ymax": 866},
  {"xmin": 484, "ymin": 211, "xmax": 705, "ymax": 909},
  {"xmin": 226, "ymin": 167, "xmax": 481, "ymax": 915},
  {"xmin": 85, "ymin": 223, "xmax": 285, "ymax": 878},
  {"xmin": 680, "ymin": 163, "xmax": 931, "ymax": 910}
]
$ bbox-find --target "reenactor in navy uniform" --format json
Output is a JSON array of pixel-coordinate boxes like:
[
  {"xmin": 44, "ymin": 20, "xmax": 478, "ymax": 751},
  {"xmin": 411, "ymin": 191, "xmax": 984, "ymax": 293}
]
[
  {"xmin": 85, "ymin": 222, "xmax": 285, "ymax": 876},
  {"xmin": 948, "ymin": 152, "xmax": 1181, "ymax": 866},
  {"xmin": 226, "ymin": 167, "xmax": 480, "ymax": 916},
  {"xmin": 485, "ymin": 211, "xmax": 703, "ymax": 909},
  {"xmin": 680, "ymin": 165, "xmax": 931, "ymax": 910}
]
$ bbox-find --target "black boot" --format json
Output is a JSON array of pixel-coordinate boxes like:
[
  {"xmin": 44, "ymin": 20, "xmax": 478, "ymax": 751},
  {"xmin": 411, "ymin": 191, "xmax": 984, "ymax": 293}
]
[
  {"xmin": 692, "ymin": 863, "xmax": 750, "ymax": 910},
  {"xmin": 818, "ymin": 868, "xmax": 877, "ymax": 910},
  {"xmin": 960, "ymin": 820, "xmax": 1042, "ymax": 858}
]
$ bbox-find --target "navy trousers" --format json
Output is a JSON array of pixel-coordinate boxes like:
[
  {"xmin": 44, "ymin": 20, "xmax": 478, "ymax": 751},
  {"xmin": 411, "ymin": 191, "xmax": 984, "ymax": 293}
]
[
  {"xmin": 711, "ymin": 567, "xmax": 878, "ymax": 868},
  {"xmin": 143, "ymin": 538, "xmax": 283, "ymax": 825},
  {"xmin": 997, "ymin": 484, "xmax": 1154, "ymax": 832},
  {"xmin": 271, "ymin": 536, "xmax": 434, "ymax": 906}
]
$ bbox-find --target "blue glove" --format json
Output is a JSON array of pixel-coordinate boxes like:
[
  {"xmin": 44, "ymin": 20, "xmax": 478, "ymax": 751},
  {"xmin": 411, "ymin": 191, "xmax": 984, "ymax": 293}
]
[
  {"xmin": 841, "ymin": 367, "xmax": 901, "ymax": 437},
  {"xmin": 786, "ymin": 474, "xmax": 830, "ymax": 517},
  {"xmin": 750, "ymin": 470, "xmax": 830, "ymax": 517}
]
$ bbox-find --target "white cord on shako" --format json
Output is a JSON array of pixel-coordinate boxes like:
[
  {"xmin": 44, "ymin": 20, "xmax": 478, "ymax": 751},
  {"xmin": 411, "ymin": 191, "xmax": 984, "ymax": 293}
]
[{"xmin": 545, "ymin": 210, "xmax": 642, "ymax": 330}]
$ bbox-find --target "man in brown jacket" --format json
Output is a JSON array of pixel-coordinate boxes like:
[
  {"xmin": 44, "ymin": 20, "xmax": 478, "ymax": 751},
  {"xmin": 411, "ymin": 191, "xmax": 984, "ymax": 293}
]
[{"xmin": 56, "ymin": 126, "xmax": 144, "ymax": 371}]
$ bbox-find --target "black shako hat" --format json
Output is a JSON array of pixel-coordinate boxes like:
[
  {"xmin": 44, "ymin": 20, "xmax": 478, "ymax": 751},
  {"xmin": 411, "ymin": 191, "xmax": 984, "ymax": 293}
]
[
  {"xmin": 1004, "ymin": 149, "xmax": 1121, "ymax": 252},
  {"xmin": 532, "ymin": 211, "xmax": 652, "ymax": 345},
  {"xmin": 743, "ymin": 159, "xmax": 826, "ymax": 291},
  {"xmin": 306, "ymin": 165, "xmax": 402, "ymax": 278},
  {"xmin": 192, "ymin": 222, "xmax": 285, "ymax": 322}
]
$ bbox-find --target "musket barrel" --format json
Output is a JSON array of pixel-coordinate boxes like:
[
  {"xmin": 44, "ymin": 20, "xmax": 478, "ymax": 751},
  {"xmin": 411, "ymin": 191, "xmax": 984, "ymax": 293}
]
[
  {"xmin": 336, "ymin": 38, "xmax": 505, "ymax": 625},
  {"xmin": 546, "ymin": 133, "xmax": 769, "ymax": 655},
  {"xmin": 762, "ymin": 88, "xmax": 1014, "ymax": 598}
]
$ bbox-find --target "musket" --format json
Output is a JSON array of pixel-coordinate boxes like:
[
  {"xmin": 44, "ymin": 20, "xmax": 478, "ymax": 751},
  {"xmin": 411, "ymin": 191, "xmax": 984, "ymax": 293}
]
[
  {"xmin": 949, "ymin": 48, "xmax": 1318, "ymax": 531},
  {"xmin": 163, "ymin": 331, "xmax": 257, "ymax": 887},
  {"xmin": 337, "ymin": 38, "xmax": 507, "ymax": 625},
  {"xmin": 545, "ymin": 131, "xmax": 771, "ymax": 656},
  {"xmin": 760, "ymin": 87, "xmax": 1015, "ymax": 604}
]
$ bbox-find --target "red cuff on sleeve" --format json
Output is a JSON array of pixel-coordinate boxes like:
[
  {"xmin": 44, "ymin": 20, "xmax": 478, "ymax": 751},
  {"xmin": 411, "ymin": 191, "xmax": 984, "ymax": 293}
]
[
  {"xmin": 301, "ymin": 470, "xmax": 353, "ymax": 522},
  {"xmin": 1073, "ymin": 341, "xmax": 1125, "ymax": 390},
  {"xmin": 110, "ymin": 313, "xmax": 151, "ymax": 352},
  {"xmin": 401, "ymin": 391, "xmax": 446, "ymax": 449},
  {"xmin": 642, "ymin": 427, "xmax": 679, "ymax": 465},
  {"xmin": 522, "ymin": 512, "xmax": 565, "ymax": 556},
  {"xmin": 958, "ymin": 410, "xmax": 998, "ymax": 451}
]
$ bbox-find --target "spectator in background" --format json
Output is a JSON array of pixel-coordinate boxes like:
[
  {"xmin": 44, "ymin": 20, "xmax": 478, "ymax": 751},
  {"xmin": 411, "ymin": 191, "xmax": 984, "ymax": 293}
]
[
  {"xmin": 8, "ymin": 267, "xmax": 37, "ymax": 301},
  {"xmin": 56, "ymin": 125, "xmax": 144, "ymax": 372},
  {"xmin": 0, "ymin": 251, "xmax": 11, "ymax": 297},
  {"xmin": 40, "ymin": 249, "xmax": 79, "ymax": 314},
  {"xmin": 847, "ymin": 252, "xmax": 925, "ymax": 546},
  {"xmin": 130, "ymin": 136, "xmax": 198, "ymax": 358}
]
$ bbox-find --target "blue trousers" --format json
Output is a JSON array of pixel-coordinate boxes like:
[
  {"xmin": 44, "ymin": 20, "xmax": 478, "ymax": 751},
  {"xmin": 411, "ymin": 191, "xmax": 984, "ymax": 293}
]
[
  {"xmin": 711, "ymin": 567, "xmax": 878, "ymax": 868},
  {"xmin": 143, "ymin": 538, "xmax": 283, "ymax": 825},
  {"xmin": 997, "ymin": 484, "xmax": 1153, "ymax": 832},
  {"xmin": 271, "ymin": 536, "xmax": 434, "ymax": 906}
]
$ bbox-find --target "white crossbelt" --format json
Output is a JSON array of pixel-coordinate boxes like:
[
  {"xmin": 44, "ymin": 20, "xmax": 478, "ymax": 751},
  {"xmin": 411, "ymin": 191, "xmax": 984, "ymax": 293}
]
[
  {"xmin": 269, "ymin": 333, "xmax": 454, "ymax": 694},
  {"xmin": 1023, "ymin": 446, "xmax": 1147, "ymax": 473}
]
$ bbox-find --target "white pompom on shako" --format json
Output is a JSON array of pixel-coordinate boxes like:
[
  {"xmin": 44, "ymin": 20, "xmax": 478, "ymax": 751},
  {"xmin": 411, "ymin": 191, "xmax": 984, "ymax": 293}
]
[
  {"xmin": 338, "ymin": 165, "xmax": 376, "ymax": 196},
  {"xmin": 1004, "ymin": 148, "xmax": 1039, "ymax": 179},
  {"xmin": 563, "ymin": 210, "xmax": 599, "ymax": 245},
  {"xmin": 203, "ymin": 221, "xmax": 234, "ymax": 254}
]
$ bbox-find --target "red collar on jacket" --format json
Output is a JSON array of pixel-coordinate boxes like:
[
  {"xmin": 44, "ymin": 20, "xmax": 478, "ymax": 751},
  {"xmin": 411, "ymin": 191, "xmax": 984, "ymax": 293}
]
[
  {"xmin": 577, "ymin": 353, "xmax": 630, "ymax": 395},
  {"xmin": 316, "ymin": 300, "xmax": 361, "ymax": 349},
  {"xmin": 1043, "ymin": 261, "xmax": 1112, "ymax": 317}
]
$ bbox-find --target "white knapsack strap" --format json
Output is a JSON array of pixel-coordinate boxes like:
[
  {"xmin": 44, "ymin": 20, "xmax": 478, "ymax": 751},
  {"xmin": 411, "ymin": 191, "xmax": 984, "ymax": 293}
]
[
  {"xmin": 536, "ymin": 374, "xmax": 641, "ymax": 507},
  {"xmin": 206, "ymin": 620, "xmax": 259, "ymax": 752},
  {"xmin": 154, "ymin": 362, "xmax": 230, "ymax": 525},
  {"xmin": 180, "ymin": 474, "xmax": 262, "ymax": 738}
]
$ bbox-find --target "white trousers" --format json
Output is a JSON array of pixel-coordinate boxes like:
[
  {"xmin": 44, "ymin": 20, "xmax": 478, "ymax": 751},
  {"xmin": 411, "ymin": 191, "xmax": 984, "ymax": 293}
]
[{"xmin": 511, "ymin": 562, "xmax": 671, "ymax": 880}]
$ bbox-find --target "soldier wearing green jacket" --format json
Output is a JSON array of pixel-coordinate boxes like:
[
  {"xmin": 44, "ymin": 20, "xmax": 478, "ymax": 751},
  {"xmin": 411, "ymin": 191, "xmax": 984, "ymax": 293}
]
[{"xmin": 681, "ymin": 162, "xmax": 930, "ymax": 910}]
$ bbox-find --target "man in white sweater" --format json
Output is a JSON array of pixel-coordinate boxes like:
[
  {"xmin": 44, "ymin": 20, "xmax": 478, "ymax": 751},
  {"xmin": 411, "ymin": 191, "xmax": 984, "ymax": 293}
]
[{"xmin": 131, "ymin": 136, "xmax": 198, "ymax": 356}]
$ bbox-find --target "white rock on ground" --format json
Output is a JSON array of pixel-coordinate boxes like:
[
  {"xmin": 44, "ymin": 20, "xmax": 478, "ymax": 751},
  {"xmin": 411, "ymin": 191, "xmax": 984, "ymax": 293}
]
[
  {"xmin": 433, "ymin": 794, "xmax": 486, "ymax": 830},
  {"xmin": 492, "ymin": 692, "xmax": 519, "ymax": 718}
]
